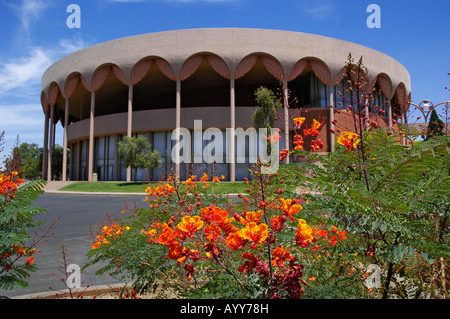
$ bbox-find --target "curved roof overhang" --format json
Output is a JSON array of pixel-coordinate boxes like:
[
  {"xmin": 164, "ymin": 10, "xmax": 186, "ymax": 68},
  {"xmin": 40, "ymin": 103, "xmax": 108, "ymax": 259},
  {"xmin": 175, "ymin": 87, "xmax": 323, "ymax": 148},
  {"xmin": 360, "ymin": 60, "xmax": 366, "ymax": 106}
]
[{"xmin": 41, "ymin": 28, "xmax": 411, "ymax": 113}]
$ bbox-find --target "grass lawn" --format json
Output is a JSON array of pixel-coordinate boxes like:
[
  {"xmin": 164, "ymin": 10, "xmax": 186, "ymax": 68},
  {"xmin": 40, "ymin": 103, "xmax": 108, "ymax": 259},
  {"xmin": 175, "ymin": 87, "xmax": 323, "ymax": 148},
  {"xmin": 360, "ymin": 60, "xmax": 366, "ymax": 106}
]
[{"xmin": 58, "ymin": 181, "xmax": 250, "ymax": 194}]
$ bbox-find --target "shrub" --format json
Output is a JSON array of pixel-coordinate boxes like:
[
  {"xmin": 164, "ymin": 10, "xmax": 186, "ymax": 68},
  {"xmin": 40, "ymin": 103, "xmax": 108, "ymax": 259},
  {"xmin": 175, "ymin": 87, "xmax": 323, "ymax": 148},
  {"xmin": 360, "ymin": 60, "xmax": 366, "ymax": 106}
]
[{"xmin": 0, "ymin": 132, "xmax": 51, "ymax": 295}]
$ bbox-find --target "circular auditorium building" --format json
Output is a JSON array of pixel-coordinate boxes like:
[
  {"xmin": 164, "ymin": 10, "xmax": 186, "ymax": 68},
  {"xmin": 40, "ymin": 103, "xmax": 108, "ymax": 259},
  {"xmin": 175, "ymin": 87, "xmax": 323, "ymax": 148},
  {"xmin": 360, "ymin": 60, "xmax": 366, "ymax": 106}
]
[{"xmin": 40, "ymin": 28, "xmax": 411, "ymax": 182}]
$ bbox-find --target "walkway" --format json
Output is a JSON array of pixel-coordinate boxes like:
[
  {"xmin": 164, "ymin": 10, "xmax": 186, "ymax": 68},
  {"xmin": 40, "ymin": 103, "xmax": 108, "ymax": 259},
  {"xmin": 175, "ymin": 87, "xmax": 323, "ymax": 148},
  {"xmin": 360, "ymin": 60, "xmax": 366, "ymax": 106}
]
[{"xmin": 42, "ymin": 181, "xmax": 77, "ymax": 192}]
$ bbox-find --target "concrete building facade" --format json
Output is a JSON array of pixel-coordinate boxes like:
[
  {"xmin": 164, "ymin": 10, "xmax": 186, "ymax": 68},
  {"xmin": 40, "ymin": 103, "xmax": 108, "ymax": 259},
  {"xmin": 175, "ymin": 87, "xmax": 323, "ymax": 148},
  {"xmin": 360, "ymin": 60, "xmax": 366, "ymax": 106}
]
[{"xmin": 40, "ymin": 28, "xmax": 411, "ymax": 182}]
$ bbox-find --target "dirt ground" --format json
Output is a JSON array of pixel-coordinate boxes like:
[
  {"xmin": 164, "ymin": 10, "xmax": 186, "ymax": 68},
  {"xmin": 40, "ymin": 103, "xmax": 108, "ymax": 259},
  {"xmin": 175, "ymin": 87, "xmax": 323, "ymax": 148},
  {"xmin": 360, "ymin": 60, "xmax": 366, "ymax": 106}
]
[{"xmin": 27, "ymin": 283, "xmax": 181, "ymax": 299}]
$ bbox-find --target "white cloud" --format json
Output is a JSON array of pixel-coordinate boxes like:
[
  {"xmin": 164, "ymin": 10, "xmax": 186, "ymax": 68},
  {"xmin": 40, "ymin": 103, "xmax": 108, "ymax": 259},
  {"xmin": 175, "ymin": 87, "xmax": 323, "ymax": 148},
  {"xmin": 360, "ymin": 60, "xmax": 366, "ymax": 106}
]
[
  {"xmin": 58, "ymin": 36, "xmax": 88, "ymax": 55},
  {"xmin": 6, "ymin": 0, "xmax": 52, "ymax": 35},
  {"xmin": 0, "ymin": 103, "xmax": 45, "ymax": 155},
  {"xmin": 0, "ymin": 48, "xmax": 51, "ymax": 96},
  {"xmin": 0, "ymin": 104, "xmax": 43, "ymax": 128},
  {"xmin": 0, "ymin": 1, "xmax": 83, "ymax": 155},
  {"xmin": 0, "ymin": 36, "xmax": 88, "ymax": 98}
]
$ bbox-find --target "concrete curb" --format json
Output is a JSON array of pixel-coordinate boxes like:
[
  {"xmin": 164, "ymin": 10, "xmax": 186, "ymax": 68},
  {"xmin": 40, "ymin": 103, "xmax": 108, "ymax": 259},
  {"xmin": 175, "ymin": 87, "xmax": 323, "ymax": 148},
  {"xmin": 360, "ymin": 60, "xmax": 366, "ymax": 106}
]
[
  {"xmin": 44, "ymin": 190, "xmax": 148, "ymax": 196},
  {"xmin": 10, "ymin": 283, "xmax": 134, "ymax": 299},
  {"xmin": 44, "ymin": 189, "xmax": 247, "ymax": 198}
]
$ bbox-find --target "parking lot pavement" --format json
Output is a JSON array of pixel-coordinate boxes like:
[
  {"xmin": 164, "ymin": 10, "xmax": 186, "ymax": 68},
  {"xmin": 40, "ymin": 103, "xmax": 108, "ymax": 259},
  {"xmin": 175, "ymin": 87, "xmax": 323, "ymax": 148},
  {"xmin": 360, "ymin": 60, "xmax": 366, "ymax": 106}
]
[{"xmin": 1, "ymin": 193, "xmax": 148, "ymax": 298}]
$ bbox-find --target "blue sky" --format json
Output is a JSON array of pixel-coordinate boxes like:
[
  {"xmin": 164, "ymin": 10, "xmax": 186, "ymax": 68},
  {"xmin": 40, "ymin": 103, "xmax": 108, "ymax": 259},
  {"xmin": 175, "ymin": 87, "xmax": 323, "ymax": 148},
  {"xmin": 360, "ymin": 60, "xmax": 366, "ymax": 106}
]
[{"xmin": 0, "ymin": 0, "xmax": 449, "ymax": 158}]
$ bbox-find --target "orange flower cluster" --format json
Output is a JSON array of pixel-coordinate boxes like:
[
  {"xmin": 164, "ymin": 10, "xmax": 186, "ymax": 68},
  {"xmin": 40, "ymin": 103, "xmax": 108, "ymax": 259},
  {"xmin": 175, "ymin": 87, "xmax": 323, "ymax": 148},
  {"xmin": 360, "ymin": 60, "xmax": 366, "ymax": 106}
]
[
  {"xmin": 1, "ymin": 245, "xmax": 36, "ymax": 270},
  {"xmin": 295, "ymin": 220, "xmax": 348, "ymax": 249},
  {"xmin": 311, "ymin": 139, "xmax": 324, "ymax": 151},
  {"xmin": 145, "ymin": 183, "xmax": 175, "ymax": 199},
  {"xmin": 185, "ymin": 174, "xmax": 197, "ymax": 186},
  {"xmin": 296, "ymin": 219, "xmax": 314, "ymax": 247},
  {"xmin": 176, "ymin": 216, "xmax": 204, "ymax": 239},
  {"xmin": 213, "ymin": 175, "xmax": 225, "ymax": 183},
  {"xmin": 337, "ymin": 131, "xmax": 360, "ymax": 152},
  {"xmin": 91, "ymin": 223, "xmax": 130, "ymax": 249},
  {"xmin": 293, "ymin": 117, "xmax": 305, "ymax": 129},
  {"xmin": 303, "ymin": 119, "xmax": 321, "ymax": 137},
  {"xmin": 0, "ymin": 171, "xmax": 25, "ymax": 199},
  {"xmin": 282, "ymin": 118, "xmax": 324, "ymax": 158},
  {"xmin": 238, "ymin": 222, "xmax": 269, "ymax": 250},
  {"xmin": 199, "ymin": 173, "xmax": 217, "ymax": 188},
  {"xmin": 279, "ymin": 149, "xmax": 289, "ymax": 162},
  {"xmin": 266, "ymin": 130, "xmax": 282, "ymax": 143},
  {"xmin": 278, "ymin": 198, "xmax": 303, "ymax": 221},
  {"xmin": 272, "ymin": 245, "xmax": 292, "ymax": 269},
  {"xmin": 136, "ymin": 182, "xmax": 347, "ymax": 283},
  {"xmin": 141, "ymin": 204, "xmax": 275, "ymax": 279},
  {"xmin": 142, "ymin": 217, "xmax": 203, "ymax": 273},
  {"xmin": 293, "ymin": 134, "xmax": 304, "ymax": 150}
]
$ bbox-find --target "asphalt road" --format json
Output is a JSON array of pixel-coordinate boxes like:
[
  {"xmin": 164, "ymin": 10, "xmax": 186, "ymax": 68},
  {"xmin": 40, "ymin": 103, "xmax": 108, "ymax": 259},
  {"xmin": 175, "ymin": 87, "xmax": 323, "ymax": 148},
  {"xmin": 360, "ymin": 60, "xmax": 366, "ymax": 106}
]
[{"xmin": 1, "ymin": 193, "xmax": 149, "ymax": 298}]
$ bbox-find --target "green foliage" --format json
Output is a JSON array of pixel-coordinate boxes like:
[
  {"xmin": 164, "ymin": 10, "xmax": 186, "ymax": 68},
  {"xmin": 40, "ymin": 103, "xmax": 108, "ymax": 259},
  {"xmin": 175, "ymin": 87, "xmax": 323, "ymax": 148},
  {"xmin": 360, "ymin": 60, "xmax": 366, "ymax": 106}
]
[
  {"xmin": 425, "ymin": 109, "xmax": 445, "ymax": 140},
  {"xmin": 0, "ymin": 180, "xmax": 49, "ymax": 291},
  {"xmin": 117, "ymin": 135, "xmax": 161, "ymax": 183},
  {"xmin": 8, "ymin": 140, "xmax": 66, "ymax": 181},
  {"xmin": 251, "ymin": 86, "xmax": 281, "ymax": 131},
  {"xmin": 0, "ymin": 133, "xmax": 49, "ymax": 295},
  {"xmin": 85, "ymin": 207, "xmax": 171, "ymax": 295},
  {"xmin": 11, "ymin": 143, "xmax": 42, "ymax": 180},
  {"xmin": 280, "ymin": 130, "xmax": 450, "ymax": 298},
  {"xmin": 50, "ymin": 144, "xmax": 66, "ymax": 181},
  {"xmin": 85, "ymin": 178, "xmax": 234, "ymax": 297}
]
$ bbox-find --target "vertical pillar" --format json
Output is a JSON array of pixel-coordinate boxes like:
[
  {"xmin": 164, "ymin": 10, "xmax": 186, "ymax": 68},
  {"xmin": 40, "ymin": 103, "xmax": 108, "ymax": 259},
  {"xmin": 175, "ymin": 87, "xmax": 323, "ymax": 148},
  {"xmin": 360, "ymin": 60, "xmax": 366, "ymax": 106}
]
[
  {"xmin": 68, "ymin": 143, "xmax": 72, "ymax": 181},
  {"xmin": 229, "ymin": 78, "xmax": 236, "ymax": 181},
  {"xmin": 76, "ymin": 140, "xmax": 80, "ymax": 180},
  {"xmin": 283, "ymin": 80, "xmax": 290, "ymax": 163},
  {"xmin": 88, "ymin": 91, "xmax": 95, "ymax": 181},
  {"xmin": 387, "ymin": 99, "xmax": 392, "ymax": 131},
  {"xmin": 175, "ymin": 79, "xmax": 181, "ymax": 179},
  {"xmin": 47, "ymin": 105, "xmax": 54, "ymax": 181},
  {"xmin": 126, "ymin": 84, "xmax": 133, "ymax": 182},
  {"xmin": 42, "ymin": 110, "xmax": 49, "ymax": 180},
  {"xmin": 114, "ymin": 135, "xmax": 119, "ymax": 181},
  {"xmin": 62, "ymin": 98, "xmax": 69, "ymax": 181},
  {"xmin": 328, "ymin": 86, "xmax": 335, "ymax": 152}
]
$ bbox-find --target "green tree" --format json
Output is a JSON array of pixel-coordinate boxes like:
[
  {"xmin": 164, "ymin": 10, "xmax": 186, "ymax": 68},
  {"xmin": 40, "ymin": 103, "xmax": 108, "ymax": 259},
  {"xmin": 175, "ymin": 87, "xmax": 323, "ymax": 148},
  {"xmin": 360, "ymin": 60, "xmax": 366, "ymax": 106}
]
[
  {"xmin": 50, "ymin": 144, "xmax": 65, "ymax": 181},
  {"xmin": 11, "ymin": 143, "xmax": 42, "ymax": 180},
  {"xmin": 117, "ymin": 135, "xmax": 161, "ymax": 184},
  {"xmin": 251, "ymin": 86, "xmax": 281, "ymax": 131},
  {"xmin": 425, "ymin": 108, "xmax": 445, "ymax": 140},
  {"xmin": 251, "ymin": 86, "xmax": 282, "ymax": 156}
]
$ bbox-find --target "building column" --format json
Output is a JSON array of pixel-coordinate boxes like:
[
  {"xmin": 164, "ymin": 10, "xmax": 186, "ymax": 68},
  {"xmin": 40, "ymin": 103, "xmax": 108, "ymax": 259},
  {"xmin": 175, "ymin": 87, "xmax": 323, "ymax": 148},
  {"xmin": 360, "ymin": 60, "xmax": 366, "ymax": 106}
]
[
  {"xmin": 76, "ymin": 140, "xmax": 80, "ymax": 180},
  {"xmin": 229, "ymin": 78, "xmax": 236, "ymax": 181},
  {"xmin": 88, "ymin": 91, "xmax": 95, "ymax": 182},
  {"xmin": 283, "ymin": 80, "xmax": 290, "ymax": 163},
  {"xmin": 328, "ymin": 86, "xmax": 335, "ymax": 152},
  {"xmin": 175, "ymin": 79, "xmax": 181, "ymax": 179},
  {"xmin": 387, "ymin": 99, "xmax": 392, "ymax": 130},
  {"xmin": 62, "ymin": 98, "xmax": 69, "ymax": 181},
  {"xmin": 126, "ymin": 84, "xmax": 133, "ymax": 182},
  {"xmin": 114, "ymin": 135, "xmax": 119, "ymax": 181},
  {"xmin": 47, "ymin": 105, "xmax": 54, "ymax": 181},
  {"xmin": 42, "ymin": 110, "xmax": 49, "ymax": 180}
]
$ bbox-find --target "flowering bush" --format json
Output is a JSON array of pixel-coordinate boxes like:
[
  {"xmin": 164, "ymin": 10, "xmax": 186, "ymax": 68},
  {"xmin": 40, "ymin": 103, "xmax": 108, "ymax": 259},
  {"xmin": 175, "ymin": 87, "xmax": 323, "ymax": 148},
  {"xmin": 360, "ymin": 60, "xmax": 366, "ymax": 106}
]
[
  {"xmin": 0, "ymin": 133, "xmax": 51, "ymax": 295},
  {"xmin": 278, "ymin": 55, "xmax": 449, "ymax": 299},
  {"xmin": 86, "ymin": 58, "xmax": 449, "ymax": 299},
  {"xmin": 87, "ymin": 123, "xmax": 352, "ymax": 299}
]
